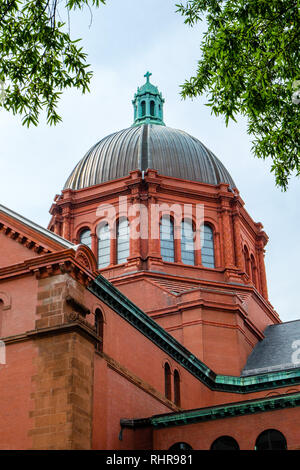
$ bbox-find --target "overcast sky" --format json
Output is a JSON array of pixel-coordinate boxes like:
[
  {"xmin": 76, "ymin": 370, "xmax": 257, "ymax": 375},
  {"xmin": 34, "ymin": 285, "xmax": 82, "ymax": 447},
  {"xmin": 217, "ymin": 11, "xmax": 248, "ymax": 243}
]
[{"xmin": 1, "ymin": 0, "xmax": 299, "ymax": 322}]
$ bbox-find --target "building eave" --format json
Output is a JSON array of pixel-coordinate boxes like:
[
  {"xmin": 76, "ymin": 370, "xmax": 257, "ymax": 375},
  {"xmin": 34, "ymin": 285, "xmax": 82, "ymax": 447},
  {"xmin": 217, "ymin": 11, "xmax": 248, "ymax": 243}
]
[{"xmin": 121, "ymin": 391, "xmax": 300, "ymax": 429}]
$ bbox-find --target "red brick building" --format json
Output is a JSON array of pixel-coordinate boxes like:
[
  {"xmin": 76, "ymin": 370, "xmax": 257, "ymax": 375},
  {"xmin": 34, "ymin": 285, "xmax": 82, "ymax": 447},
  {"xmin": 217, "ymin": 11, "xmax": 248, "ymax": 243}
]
[{"xmin": 0, "ymin": 74, "xmax": 299, "ymax": 450}]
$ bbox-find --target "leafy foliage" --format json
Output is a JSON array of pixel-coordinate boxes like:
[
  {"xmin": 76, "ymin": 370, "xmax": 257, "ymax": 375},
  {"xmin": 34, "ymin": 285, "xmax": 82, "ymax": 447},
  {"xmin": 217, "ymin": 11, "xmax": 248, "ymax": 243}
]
[
  {"xmin": 0, "ymin": 0, "xmax": 105, "ymax": 126},
  {"xmin": 177, "ymin": 0, "xmax": 300, "ymax": 189}
]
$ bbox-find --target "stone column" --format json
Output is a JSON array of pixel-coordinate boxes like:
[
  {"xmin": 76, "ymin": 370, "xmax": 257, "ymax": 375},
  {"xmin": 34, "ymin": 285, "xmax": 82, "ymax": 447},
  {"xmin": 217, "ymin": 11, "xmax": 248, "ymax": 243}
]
[
  {"xmin": 61, "ymin": 206, "xmax": 71, "ymax": 241},
  {"xmin": 232, "ymin": 210, "xmax": 244, "ymax": 270},
  {"xmin": 258, "ymin": 243, "xmax": 268, "ymax": 300},
  {"xmin": 128, "ymin": 197, "xmax": 142, "ymax": 260},
  {"xmin": 221, "ymin": 207, "xmax": 235, "ymax": 268},
  {"xmin": 214, "ymin": 231, "xmax": 221, "ymax": 268},
  {"xmin": 91, "ymin": 233, "xmax": 98, "ymax": 265},
  {"xmin": 148, "ymin": 197, "xmax": 161, "ymax": 259}
]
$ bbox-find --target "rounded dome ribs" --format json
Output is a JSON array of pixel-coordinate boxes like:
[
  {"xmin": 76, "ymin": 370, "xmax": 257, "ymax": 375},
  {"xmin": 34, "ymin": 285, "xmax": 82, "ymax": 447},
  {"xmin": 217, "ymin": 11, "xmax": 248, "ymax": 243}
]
[{"xmin": 64, "ymin": 124, "xmax": 236, "ymax": 190}]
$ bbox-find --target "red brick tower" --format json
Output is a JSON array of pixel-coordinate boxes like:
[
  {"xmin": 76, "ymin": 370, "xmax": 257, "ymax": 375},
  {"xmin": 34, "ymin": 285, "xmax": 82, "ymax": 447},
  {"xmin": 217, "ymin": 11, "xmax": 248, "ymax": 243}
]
[{"xmin": 49, "ymin": 73, "xmax": 279, "ymax": 376}]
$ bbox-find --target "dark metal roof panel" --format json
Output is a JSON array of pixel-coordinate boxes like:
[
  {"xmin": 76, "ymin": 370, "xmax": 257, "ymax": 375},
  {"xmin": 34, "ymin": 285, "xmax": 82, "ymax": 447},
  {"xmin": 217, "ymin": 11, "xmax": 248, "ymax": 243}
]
[
  {"xmin": 241, "ymin": 320, "xmax": 300, "ymax": 376},
  {"xmin": 64, "ymin": 124, "xmax": 236, "ymax": 190}
]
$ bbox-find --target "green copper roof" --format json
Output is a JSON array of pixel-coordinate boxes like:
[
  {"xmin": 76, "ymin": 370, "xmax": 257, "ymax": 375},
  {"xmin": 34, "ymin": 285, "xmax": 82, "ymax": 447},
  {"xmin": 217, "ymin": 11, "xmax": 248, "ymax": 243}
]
[
  {"xmin": 132, "ymin": 72, "xmax": 165, "ymax": 127},
  {"xmin": 120, "ymin": 392, "xmax": 300, "ymax": 429}
]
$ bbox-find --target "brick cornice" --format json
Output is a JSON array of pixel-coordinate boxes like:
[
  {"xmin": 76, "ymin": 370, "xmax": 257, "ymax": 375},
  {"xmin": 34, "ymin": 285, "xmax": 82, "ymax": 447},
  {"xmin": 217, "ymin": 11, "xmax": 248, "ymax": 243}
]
[
  {"xmin": 0, "ymin": 248, "xmax": 97, "ymax": 287},
  {"xmin": 1, "ymin": 317, "xmax": 99, "ymax": 346},
  {"xmin": 0, "ymin": 212, "xmax": 69, "ymax": 254},
  {"xmin": 0, "ymin": 222, "xmax": 50, "ymax": 255}
]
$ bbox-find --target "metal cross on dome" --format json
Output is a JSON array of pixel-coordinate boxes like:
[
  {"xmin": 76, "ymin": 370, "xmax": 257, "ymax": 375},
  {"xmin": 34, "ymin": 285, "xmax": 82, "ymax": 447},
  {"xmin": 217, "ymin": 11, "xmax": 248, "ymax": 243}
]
[{"xmin": 144, "ymin": 71, "xmax": 152, "ymax": 83}]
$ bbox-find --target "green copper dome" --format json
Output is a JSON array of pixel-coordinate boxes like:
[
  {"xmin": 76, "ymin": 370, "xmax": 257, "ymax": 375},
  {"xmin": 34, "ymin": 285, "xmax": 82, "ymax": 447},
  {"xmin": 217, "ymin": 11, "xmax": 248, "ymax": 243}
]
[{"xmin": 132, "ymin": 72, "xmax": 165, "ymax": 127}]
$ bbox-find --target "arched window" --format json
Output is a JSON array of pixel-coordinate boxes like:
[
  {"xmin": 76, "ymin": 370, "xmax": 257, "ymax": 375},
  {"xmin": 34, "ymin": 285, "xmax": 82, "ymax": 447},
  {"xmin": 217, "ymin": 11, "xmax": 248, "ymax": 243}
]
[
  {"xmin": 117, "ymin": 218, "xmax": 130, "ymax": 264},
  {"xmin": 141, "ymin": 100, "xmax": 146, "ymax": 117},
  {"xmin": 150, "ymin": 100, "xmax": 155, "ymax": 116},
  {"xmin": 95, "ymin": 309, "xmax": 104, "ymax": 353},
  {"xmin": 251, "ymin": 255, "xmax": 257, "ymax": 287},
  {"xmin": 79, "ymin": 228, "xmax": 91, "ymax": 249},
  {"xmin": 181, "ymin": 220, "xmax": 195, "ymax": 265},
  {"xmin": 169, "ymin": 442, "xmax": 193, "ymax": 451},
  {"xmin": 200, "ymin": 224, "xmax": 215, "ymax": 268},
  {"xmin": 160, "ymin": 216, "xmax": 175, "ymax": 262},
  {"xmin": 244, "ymin": 245, "xmax": 250, "ymax": 276},
  {"xmin": 255, "ymin": 429, "xmax": 287, "ymax": 450},
  {"xmin": 164, "ymin": 363, "xmax": 171, "ymax": 400},
  {"xmin": 211, "ymin": 436, "xmax": 240, "ymax": 450},
  {"xmin": 174, "ymin": 369, "xmax": 181, "ymax": 407},
  {"xmin": 98, "ymin": 223, "xmax": 110, "ymax": 269}
]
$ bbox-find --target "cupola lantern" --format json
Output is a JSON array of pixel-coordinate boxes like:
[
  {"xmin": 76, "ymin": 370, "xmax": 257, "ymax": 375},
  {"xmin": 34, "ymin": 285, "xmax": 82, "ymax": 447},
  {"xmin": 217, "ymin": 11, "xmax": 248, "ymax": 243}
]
[{"xmin": 132, "ymin": 72, "xmax": 165, "ymax": 126}]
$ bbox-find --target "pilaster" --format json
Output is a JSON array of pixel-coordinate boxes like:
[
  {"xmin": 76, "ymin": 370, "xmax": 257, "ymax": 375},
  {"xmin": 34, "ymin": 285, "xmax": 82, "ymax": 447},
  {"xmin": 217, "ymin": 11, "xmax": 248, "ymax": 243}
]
[{"xmin": 29, "ymin": 273, "xmax": 96, "ymax": 450}]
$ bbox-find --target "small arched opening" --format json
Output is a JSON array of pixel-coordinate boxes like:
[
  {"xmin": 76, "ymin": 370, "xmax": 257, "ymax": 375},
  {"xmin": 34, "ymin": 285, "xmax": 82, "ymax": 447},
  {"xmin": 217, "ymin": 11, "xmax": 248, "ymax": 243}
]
[
  {"xmin": 164, "ymin": 362, "xmax": 171, "ymax": 401},
  {"xmin": 160, "ymin": 216, "xmax": 175, "ymax": 262},
  {"xmin": 174, "ymin": 369, "xmax": 181, "ymax": 407},
  {"xmin": 181, "ymin": 219, "xmax": 195, "ymax": 266},
  {"xmin": 201, "ymin": 224, "xmax": 215, "ymax": 268},
  {"xmin": 95, "ymin": 309, "xmax": 104, "ymax": 353},
  {"xmin": 255, "ymin": 429, "xmax": 287, "ymax": 450},
  {"xmin": 150, "ymin": 100, "xmax": 155, "ymax": 116},
  {"xmin": 250, "ymin": 254, "xmax": 257, "ymax": 287},
  {"xmin": 243, "ymin": 245, "xmax": 250, "ymax": 276},
  {"xmin": 79, "ymin": 228, "xmax": 92, "ymax": 249},
  {"xmin": 98, "ymin": 223, "xmax": 110, "ymax": 269},
  {"xmin": 117, "ymin": 218, "xmax": 130, "ymax": 264},
  {"xmin": 211, "ymin": 436, "xmax": 240, "ymax": 450},
  {"xmin": 169, "ymin": 442, "xmax": 193, "ymax": 451}
]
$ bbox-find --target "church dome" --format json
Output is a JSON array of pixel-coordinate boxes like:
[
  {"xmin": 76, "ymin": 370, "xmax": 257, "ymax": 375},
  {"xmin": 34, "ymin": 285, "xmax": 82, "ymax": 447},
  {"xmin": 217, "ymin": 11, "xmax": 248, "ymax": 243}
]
[
  {"xmin": 64, "ymin": 73, "xmax": 236, "ymax": 191},
  {"xmin": 64, "ymin": 124, "xmax": 236, "ymax": 190}
]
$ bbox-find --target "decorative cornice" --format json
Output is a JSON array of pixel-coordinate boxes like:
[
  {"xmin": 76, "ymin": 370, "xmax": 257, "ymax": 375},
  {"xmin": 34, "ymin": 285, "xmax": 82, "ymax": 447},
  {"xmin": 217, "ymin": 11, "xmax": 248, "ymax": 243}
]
[
  {"xmin": 88, "ymin": 275, "xmax": 300, "ymax": 394},
  {"xmin": 0, "ymin": 249, "xmax": 97, "ymax": 288},
  {"xmin": 0, "ymin": 222, "xmax": 49, "ymax": 255},
  {"xmin": 121, "ymin": 392, "xmax": 300, "ymax": 429},
  {"xmin": 0, "ymin": 205, "xmax": 73, "ymax": 253},
  {"xmin": 1, "ymin": 317, "xmax": 99, "ymax": 346}
]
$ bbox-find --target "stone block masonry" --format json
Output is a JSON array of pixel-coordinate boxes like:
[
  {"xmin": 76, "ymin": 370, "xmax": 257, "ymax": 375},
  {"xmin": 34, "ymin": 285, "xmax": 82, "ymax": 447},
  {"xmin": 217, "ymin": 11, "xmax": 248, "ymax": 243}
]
[{"xmin": 29, "ymin": 274, "xmax": 94, "ymax": 449}]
